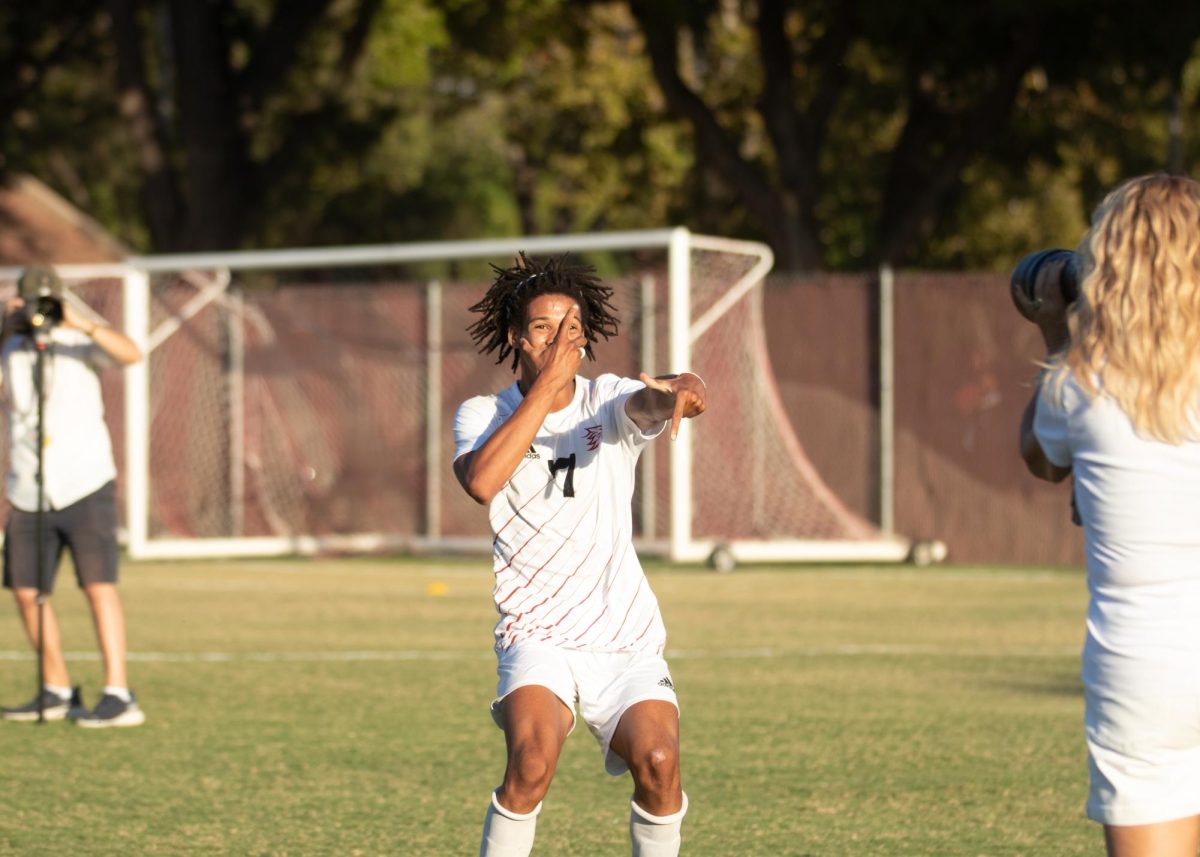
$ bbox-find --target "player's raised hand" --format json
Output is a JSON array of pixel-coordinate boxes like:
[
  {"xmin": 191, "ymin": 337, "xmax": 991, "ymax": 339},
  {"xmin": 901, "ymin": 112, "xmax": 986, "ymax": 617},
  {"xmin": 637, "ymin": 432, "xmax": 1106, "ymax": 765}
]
[
  {"xmin": 638, "ymin": 372, "xmax": 706, "ymax": 440},
  {"xmin": 520, "ymin": 308, "xmax": 586, "ymax": 392}
]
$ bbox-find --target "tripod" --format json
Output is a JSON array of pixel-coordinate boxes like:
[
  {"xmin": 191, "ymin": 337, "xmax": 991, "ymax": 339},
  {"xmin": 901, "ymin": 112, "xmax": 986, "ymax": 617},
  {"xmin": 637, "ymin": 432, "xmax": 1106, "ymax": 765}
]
[{"xmin": 32, "ymin": 322, "xmax": 50, "ymax": 724}]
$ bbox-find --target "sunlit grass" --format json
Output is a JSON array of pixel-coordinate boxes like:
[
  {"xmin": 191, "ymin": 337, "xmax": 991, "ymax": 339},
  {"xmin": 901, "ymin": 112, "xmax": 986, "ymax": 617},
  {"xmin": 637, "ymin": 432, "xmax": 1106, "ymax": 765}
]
[{"xmin": 0, "ymin": 559, "xmax": 1096, "ymax": 856}]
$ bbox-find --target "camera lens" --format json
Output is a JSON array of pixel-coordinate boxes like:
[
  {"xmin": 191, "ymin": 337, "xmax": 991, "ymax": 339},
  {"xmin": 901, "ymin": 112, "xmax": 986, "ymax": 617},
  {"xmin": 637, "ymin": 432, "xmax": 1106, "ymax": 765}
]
[
  {"xmin": 35, "ymin": 294, "xmax": 63, "ymax": 321},
  {"xmin": 1059, "ymin": 256, "xmax": 1080, "ymax": 303},
  {"xmin": 1011, "ymin": 248, "xmax": 1078, "ymax": 318}
]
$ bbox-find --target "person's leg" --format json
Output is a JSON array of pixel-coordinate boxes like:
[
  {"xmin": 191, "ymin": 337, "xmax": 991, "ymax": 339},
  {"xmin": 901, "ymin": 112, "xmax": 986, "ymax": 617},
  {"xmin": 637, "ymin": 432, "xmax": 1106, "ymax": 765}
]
[
  {"xmin": 480, "ymin": 685, "xmax": 574, "ymax": 857},
  {"xmin": 497, "ymin": 684, "xmax": 574, "ymax": 810},
  {"xmin": 1104, "ymin": 816, "xmax": 1200, "ymax": 857},
  {"xmin": 610, "ymin": 700, "xmax": 686, "ymax": 856},
  {"xmin": 61, "ymin": 484, "xmax": 143, "ymax": 727},
  {"xmin": 63, "ymin": 482, "xmax": 126, "ymax": 691},
  {"xmin": 611, "ymin": 700, "xmax": 683, "ymax": 814},
  {"xmin": 5, "ymin": 506, "xmax": 70, "ymax": 691},
  {"xmin": 82, "ymin": 583, "xmax": 127, "ymax": 689},
  {"xmin": 12, "ymin": 587, "xmax": 70, "ymax": 687}
]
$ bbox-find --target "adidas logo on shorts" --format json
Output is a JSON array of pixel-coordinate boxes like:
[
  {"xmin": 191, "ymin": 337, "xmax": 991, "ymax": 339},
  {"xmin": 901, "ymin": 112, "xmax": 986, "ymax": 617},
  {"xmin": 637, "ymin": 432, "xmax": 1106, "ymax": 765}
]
[
  {"xmin": 658, "ymin": 676, "xmax": 674, "ymax": 690},
  {"xmin": 525, "ymin": 445, "xmax": 541, "ymax": 459}
]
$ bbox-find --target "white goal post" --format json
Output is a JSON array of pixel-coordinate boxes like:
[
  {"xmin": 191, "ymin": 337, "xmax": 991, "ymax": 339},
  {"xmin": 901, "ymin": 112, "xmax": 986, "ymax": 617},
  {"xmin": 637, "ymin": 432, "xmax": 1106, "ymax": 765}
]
[{"xmin": 1, "ymin": 228, "xmax": 915, "ymax": 565}]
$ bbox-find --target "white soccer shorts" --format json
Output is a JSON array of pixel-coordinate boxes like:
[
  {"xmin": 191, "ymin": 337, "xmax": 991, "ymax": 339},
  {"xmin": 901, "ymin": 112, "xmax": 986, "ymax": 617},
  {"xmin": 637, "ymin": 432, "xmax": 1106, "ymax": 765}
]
[
  {"xmin": 491, "ymin": 641, "xmax": 679, "ymax": 776},
  {"xmin": 1085, "ymin": 684, "xmax": 1200, "ymax": 826}
]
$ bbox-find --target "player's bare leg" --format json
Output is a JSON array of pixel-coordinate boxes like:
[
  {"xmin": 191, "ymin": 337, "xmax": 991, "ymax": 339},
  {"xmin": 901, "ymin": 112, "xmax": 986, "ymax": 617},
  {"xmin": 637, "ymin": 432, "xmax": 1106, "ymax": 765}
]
[
  {"xmin": 12, "ymin": 587, "xmax": 70, "ymax": 687},
  {"xmin": 83, "ymin": 583, "xmax": 128, "ymax": 688},
  {"xmin": 480, "ymin": 685, "xmax": 573, "ymax": 857},
  {"xmin": 611, "ymin": 700, "xmax": 687, "ymax": 856},
  {"xmin": 497, "ymin": 685, "xmax": 574, "ymax": 811},
  {"xmin": 1104, "ymin": 816, "xmax": 1200, "ymax": 857}
]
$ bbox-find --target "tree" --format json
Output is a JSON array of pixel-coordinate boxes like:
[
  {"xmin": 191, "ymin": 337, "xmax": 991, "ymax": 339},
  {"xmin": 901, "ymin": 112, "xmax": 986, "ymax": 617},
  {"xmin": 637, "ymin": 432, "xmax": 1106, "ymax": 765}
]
[
  {"xmin": 624, "ymin": 0, "xmax": 1200, "ymax": 271},
  {"xmin": 104, "ymin": 0, "xmax": 397, "ymax": 251},
  {"xmin": 432, "ymin": 0, "xmax": 693, "ymax": 239}
]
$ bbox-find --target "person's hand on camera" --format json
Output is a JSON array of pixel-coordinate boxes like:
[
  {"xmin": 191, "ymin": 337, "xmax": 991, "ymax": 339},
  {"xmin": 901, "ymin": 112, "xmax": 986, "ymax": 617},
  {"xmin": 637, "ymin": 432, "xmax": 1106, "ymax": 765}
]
[
  {"xmin": 3, "ymin": 296, "xmax": 26, "ymax": 318},
  {"xmin": 60, "ymin": 301, "xmax": 95, "ymax": 334},
  {"xmin": 1012, "ymin": 258, "xmax": 1072, "ymax": 353},
  {"xmin": 1, "ymin": 297, "xmax": 29, "ymax": 339}
]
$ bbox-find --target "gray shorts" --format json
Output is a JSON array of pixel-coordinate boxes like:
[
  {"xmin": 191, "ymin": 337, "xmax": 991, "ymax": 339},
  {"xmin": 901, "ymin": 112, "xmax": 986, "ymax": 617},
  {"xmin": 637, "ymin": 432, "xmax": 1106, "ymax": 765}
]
[{"xmin": 3, "ymin": 481, "xmax": 119, "ymax": 592}]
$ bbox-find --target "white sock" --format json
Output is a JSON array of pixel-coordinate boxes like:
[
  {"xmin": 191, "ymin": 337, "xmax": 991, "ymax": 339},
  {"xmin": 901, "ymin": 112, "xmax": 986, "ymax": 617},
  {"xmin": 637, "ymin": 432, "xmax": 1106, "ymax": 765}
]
[
  {"xmin": 479, "ymin": 791, "xmax": 541, "ymax": 857},
  {"xmin": 630, "ymin": 792, "xmax": 688, "ymax": 857},
  {"xmin": 103, "ymin": 686, "xmax": 132, "ymax": 703},
  {"xmin": 44, "ymin": 683, "xmax": 72, "ymax": 700}
]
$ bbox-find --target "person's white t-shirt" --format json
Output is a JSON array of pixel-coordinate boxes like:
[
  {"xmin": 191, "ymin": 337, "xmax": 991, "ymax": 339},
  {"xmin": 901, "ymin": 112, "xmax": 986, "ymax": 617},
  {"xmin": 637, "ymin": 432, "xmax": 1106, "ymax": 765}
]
[
  {"xmin": 1, "ymin": 328, "xmax": 117, "ymax": 511},
  {"xmin": 1034, "ymin": 373, "xmax": 1200, "ymax": 694},
  {"xmin": 454, "ymin": 374, "xmax": 667, "ymax": 655}
]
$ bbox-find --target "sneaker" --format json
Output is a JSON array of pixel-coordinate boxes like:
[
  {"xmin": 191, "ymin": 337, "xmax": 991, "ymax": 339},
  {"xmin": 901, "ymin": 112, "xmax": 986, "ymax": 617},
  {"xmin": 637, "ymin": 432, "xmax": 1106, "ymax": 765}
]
[
  {"xmin": 2, "ymin": 685, "xmax": 82, "ymax": 722},
  {"xmin": 74, "ymin": 691, "xmax": 145, "ymax": 728}
]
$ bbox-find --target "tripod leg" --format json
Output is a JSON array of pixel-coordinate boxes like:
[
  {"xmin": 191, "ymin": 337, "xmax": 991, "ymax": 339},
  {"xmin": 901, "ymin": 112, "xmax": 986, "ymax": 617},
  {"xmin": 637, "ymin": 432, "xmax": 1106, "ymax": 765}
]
[
  {"xmin": 36, "ymin": 593, "xmax": 44, "ymax": 724},
  {"xmin": 13, "ymin": 588, "xmax": 68, "ymax": 721}
]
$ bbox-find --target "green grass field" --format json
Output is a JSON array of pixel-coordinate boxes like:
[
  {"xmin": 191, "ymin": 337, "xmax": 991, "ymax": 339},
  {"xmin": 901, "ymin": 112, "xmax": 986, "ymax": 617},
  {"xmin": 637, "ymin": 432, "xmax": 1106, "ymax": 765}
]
[{"xmin": 0, "ymin": 559, "xmax": 1098, "ymax": 856}]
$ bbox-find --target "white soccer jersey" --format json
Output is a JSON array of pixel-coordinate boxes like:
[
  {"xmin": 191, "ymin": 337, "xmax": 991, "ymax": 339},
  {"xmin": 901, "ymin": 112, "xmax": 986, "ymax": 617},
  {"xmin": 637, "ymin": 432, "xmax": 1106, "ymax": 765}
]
[
  {"xmin": 454, "ymin": 374, "xmax": 667, "ymax": 654},
  {"xmin": 1034, "ymin": 373, "xmax": 1200, "ymax": 696}
]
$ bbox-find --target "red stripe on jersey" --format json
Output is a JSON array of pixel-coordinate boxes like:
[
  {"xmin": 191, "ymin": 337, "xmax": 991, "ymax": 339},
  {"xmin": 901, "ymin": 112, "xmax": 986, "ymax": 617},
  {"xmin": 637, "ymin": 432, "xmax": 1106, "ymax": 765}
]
[
  {"xmin": 631, "ymin": 610, "xmax": 658, "ymax": 644},
  {"xmin": 551, "ymin": 543, "xmax": 595, "ymax": 599},
  {"xmin": 572, "ymin": 606, "xmax": 608, "ymax": 643},
  {"xmin": 547, "ymin": 540, "xmax": 628, "ymax": 641},
  {"xmin": 497, "ymin": 502, "xmax": 595, "ymax": 610},
  {"xmin": 495, "ymin": 473, "xmax": 556, "ymax": 538},
  {"xmin": 538, "ymin": 544, "xmax": 615, "ymax": 636},
  {"xmin": 499, "ymin": 542, "xmax": 596, "ymax": 640},
  {"xmin": 492, "ymin": 492, "xmax": 571, "ymax": 581},
  {"xmin": 606, "ymin": 574, "xmax": 646, "ymax": 645}
]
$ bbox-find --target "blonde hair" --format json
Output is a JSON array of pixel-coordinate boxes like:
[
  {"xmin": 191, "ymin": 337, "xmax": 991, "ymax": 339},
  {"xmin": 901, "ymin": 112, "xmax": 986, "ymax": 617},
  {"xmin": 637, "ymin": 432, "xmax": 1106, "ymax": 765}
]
[{"xmin": 1049, "ymin": 173, "xmax": 1200, "ymax": 443}]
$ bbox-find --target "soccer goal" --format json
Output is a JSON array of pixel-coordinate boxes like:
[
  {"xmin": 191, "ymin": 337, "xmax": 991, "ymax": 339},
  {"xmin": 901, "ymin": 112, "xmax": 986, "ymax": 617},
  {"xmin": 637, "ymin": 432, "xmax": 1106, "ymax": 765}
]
[{"xmin": 0, "ymin": 229, "xmax": 913, "ymax": 565}]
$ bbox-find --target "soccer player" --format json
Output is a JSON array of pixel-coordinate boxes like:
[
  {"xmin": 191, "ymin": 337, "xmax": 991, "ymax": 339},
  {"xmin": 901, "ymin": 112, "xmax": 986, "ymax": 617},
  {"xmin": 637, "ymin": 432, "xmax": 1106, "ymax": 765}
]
[
  {"xmin": 453, "ymin": 253, "xmax": 705, "ymax": 857},
  {"xmin": 1018, "ymin": 174, "xmax": 1200, "ymax": 857},
  {"xmin": 0, "ymin": 272, "xmax": 146, "ymax": 727}
]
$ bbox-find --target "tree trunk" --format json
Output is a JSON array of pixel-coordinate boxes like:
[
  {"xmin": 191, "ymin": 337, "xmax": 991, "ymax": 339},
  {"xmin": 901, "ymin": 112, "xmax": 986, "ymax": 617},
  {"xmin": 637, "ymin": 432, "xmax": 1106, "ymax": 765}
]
[
  {"xmin": 108, "ymin": 0, "xmax": 183, "ymax": 251},
  {"xmin": 629, "ymin": 0, "xmax": 823, "ymax": 271},
  {"xmin": 167, "ymin": 0, "xmax": 250, "ymax": 251}
]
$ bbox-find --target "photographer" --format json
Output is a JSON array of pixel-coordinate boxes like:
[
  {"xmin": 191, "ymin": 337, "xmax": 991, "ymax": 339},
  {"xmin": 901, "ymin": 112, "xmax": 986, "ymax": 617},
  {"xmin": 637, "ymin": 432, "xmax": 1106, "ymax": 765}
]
[
  {"xmin": 0, "ymin": 271, "xmax": 145, "ymax": 727},
  {"xmin": 1016, "ymin": 174, "xmax": 1200, "ymax": 857}
]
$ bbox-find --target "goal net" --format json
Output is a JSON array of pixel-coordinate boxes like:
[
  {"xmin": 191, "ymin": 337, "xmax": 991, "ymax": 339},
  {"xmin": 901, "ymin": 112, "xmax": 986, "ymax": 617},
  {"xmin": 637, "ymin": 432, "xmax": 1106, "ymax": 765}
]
[{"xmin": 0, "ymin": 230, "xmax": 910, "ymax": 564}]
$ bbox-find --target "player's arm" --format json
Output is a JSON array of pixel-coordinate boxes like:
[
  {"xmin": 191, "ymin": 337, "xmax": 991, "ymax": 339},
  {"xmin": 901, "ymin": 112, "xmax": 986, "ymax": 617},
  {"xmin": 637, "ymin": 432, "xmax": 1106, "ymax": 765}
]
[
  {"xmin": 1014, "ymin": 259, "xmax": 1072, "ymax": 483},
  {"xmin": 454, "ymin": 312, "xmax": 585, "ymax": 504},
  {"xmin": 62, "ymin": 301, "xmax": 142, "ymax": 366},
  {"xmin": 625, "ymin": 373, "xmax": 706, "ymax": 441},
  {"xmin": 1019, "ymin": 389, "xmax": 1071, "ymax": 483},
  {"xmin": 455, "ymin": 393, "xmax": 556, "ymax": 505}
]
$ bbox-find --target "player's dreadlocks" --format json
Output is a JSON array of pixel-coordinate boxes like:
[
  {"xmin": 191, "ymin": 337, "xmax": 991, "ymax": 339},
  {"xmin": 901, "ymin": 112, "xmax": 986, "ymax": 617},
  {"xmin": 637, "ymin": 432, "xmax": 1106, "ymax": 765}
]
[{"xmin": 468, "ymin": 252, "xmax": 620, "ymax": 372}]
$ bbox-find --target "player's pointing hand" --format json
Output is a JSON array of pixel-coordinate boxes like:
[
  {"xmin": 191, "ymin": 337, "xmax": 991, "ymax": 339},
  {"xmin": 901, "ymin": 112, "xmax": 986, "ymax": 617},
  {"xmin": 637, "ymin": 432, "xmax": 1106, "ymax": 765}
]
[{"xmin": 638, "ymin": 372, "xmax": 706, "ymax": 440}]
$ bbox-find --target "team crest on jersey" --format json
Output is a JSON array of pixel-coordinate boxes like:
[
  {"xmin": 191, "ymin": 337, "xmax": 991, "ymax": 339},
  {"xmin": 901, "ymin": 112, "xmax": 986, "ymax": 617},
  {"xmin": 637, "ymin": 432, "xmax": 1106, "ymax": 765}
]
[{"xmin": 583, "ymin": 424, "xmax": 603, "ymax": 450}]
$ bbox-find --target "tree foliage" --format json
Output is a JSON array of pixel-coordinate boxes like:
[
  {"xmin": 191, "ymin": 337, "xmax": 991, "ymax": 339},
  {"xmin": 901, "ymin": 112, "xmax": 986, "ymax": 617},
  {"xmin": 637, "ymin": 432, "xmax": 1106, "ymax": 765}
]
[
  {"xmin": 4, "ymin": 1, "xmax": 1200, "ymax": 268},
  {"xmin": 625, "ymin": 0, "xmax": 1200, "ymax": 269}
]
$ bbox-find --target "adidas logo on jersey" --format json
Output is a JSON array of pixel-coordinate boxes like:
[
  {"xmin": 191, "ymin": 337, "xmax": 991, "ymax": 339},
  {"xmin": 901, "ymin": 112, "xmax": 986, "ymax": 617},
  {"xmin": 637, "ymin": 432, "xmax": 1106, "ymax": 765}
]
[
  {"xmin": 657, "ymin": 676, "xmax": 674, "ymax": 690},
  {"xmin": 525, "ymin": 445, "xmax": 541, "ymax": 459}
]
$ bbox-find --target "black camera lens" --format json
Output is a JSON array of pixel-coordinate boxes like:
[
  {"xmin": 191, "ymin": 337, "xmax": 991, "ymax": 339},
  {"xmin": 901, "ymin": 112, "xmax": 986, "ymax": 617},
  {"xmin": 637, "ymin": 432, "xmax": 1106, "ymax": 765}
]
[
  {"xmin": 35, "ymin": 295, "xmax": 63, "ymax": 322},
  {"xmin": 1011, "ymin": 248, "xmax": 1080, "ymax": 312}
]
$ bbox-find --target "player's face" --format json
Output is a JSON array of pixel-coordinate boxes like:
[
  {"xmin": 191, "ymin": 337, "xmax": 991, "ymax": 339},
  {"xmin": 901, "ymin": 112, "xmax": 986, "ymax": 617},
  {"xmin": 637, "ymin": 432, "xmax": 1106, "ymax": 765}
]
[{"xmin": 512, "ymin": 293, "xmax": 584, "ymax": 369}]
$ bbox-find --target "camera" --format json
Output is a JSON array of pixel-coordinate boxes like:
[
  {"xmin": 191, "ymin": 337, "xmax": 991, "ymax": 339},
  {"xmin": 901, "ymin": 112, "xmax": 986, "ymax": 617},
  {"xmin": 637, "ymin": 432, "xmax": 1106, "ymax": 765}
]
[
  {"xmin": 1010, "ymin": 248, "xmax": 1079, "ymax": 320},
  {"xmin": 15, "ymin": 267, "xmax": 64, "ymax": 334},
  {"xmin": 29, "ymin": 294, "xmax": 64, "ymax": 329}
]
